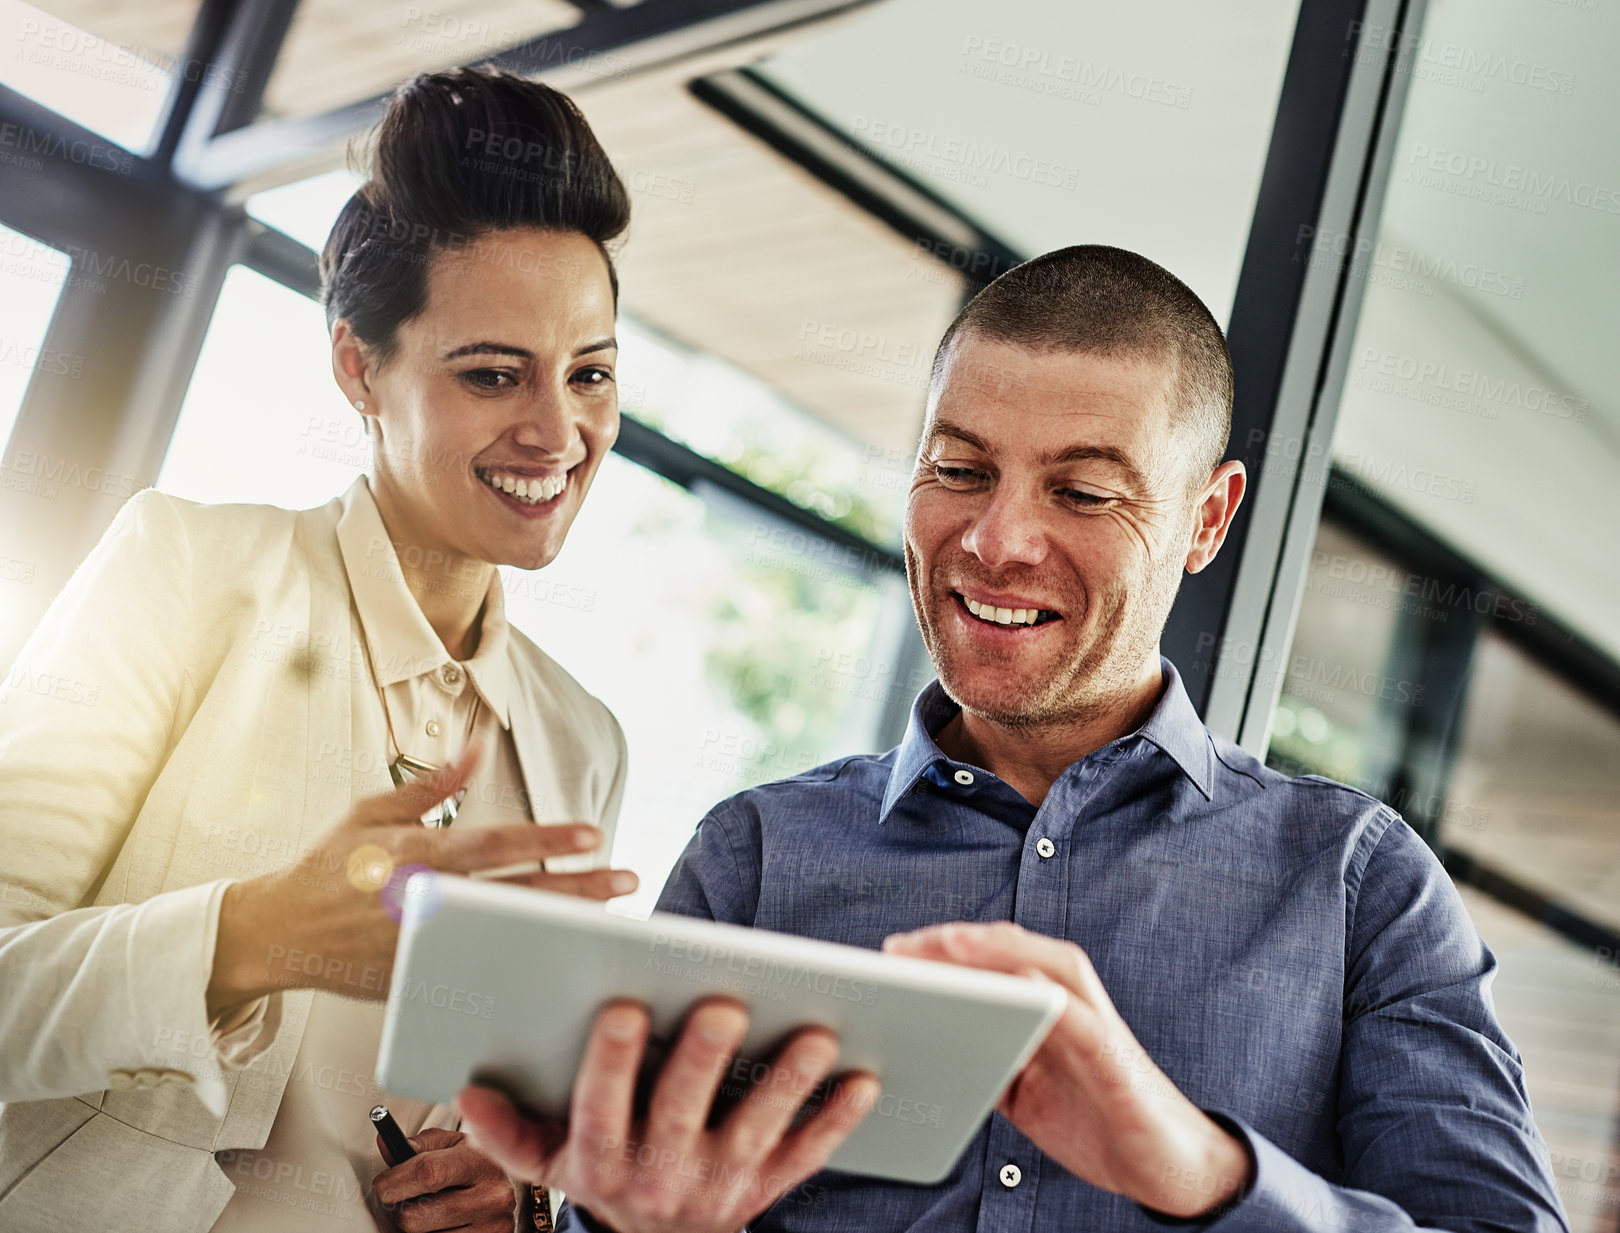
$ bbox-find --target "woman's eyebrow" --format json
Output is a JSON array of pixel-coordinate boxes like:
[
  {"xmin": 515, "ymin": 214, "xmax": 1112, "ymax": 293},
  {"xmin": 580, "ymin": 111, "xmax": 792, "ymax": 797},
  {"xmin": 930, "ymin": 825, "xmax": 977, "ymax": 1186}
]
[
  {"xmin": 442, "ymin": 341, "xmax": 531, "ymax": 360},
  {"xmin": 440, "ymin": 338, "xmax": 618, "ymax": 360}
]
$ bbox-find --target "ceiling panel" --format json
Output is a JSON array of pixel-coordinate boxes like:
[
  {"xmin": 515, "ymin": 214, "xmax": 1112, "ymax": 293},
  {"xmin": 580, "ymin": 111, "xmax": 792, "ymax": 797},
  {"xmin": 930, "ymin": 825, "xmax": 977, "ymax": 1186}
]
[
  {"xmin": 573, "ymin": 58, "xmax": 966, "ymax": 455},
  {"xmin": 262, "ymin": 0, "xmax": 583, "ymax": 118}
]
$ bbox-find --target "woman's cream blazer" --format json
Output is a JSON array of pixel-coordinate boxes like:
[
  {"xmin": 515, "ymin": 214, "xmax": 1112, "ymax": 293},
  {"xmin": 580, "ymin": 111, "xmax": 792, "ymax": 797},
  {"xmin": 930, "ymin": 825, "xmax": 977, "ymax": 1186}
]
[{"xmin": 0, "ymin": 485, "xmax": 627, "ymax": 1231}]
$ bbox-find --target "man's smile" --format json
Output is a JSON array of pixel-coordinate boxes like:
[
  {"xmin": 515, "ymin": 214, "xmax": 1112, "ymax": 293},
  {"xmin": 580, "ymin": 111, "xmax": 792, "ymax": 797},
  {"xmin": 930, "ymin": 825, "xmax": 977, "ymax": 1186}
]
[{"xmin": 951, "ymin": 589, "xmax": 1065, "ymax": 631}]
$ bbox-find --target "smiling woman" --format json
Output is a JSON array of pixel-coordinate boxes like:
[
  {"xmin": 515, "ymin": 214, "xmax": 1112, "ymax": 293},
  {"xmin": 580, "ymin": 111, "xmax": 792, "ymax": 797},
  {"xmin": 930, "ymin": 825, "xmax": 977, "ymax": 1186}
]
[{"xmin": 0, "ymin": 66, "xmax": 641, "ymax": 1233}]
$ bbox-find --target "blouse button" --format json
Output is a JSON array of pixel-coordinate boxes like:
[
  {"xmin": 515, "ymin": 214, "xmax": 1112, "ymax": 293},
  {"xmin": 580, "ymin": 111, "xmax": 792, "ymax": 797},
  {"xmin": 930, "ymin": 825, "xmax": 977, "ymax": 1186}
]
[
  {"xmin": 440, "ymin": 664, "xmax": 462, "ymax": 687},
  {"xmin": 425, "ymin": 720, "xmax": 441, "ymax": 738}
]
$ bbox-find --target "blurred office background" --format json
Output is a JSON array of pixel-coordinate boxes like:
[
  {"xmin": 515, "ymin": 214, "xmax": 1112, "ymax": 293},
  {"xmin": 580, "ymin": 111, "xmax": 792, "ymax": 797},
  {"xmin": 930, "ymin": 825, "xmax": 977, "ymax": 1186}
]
[{"xmin": 0, "ymin": 0, "xmax": 1615, "ymax": 1223}]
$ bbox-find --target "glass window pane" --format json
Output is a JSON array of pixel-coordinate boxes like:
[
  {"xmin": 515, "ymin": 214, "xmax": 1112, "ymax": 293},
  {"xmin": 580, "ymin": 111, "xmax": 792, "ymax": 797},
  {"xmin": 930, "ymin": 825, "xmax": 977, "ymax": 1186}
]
[
  {"xmin": 754, "ymin": 0, "xmax": 1304, "ymax": 324},
  {"xmin": 1446, "ymin": 632, "xmax": 1620, "ymax": 935},
  {"xmin": 1327, "ymin": 0, "xmax": 1620, "ymax": 662},
  {"xmin": 616, "ymin": 316, "xmax": 903, "ymax": 546},
  {"xmin": 0, "ymin": 222, "xmax": 71, "ymax": 459},
  {"xmin": 1458, "ymin": 885, "xmax": 1620, "ymax": 1231},
  {"xmin": 0, "ymin": 0, "xmax": 177, "ymax": 152},
  {"xmin": 157, "ymin": 265, "xmax": 365, "ymax": 509},
  {"xmin": 1264, "ymin": 521, "xmax": 1406, "ymax": 790},
  {"xmin": 509, "ymin": 451, "xmax": 914, "ymax": 917},
  {"xmin": 245, "ymin": 169, "xmax": 361, "ymax": 252}
]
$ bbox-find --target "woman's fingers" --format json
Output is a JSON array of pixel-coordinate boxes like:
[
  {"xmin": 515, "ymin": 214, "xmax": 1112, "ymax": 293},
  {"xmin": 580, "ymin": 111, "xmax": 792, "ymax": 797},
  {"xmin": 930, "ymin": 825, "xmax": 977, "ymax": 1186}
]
[
  {"xmin": 354, "ymin": 741, "xmax": 487, "ymax": 828},
  {"xmin": 498, "ymin": 867, "xmax": 640, "ymax": 900},
  {"xmin": 436, "ymin": 823, "xmax": 607, "ymax": 874}
]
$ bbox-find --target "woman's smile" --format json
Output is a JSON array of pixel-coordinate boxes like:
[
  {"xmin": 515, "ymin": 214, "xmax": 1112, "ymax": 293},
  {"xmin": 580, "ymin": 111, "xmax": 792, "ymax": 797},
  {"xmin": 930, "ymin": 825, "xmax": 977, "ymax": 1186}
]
[{"xmin": 475, "ymin": 465, "xmax": 572, "ymax": 510}]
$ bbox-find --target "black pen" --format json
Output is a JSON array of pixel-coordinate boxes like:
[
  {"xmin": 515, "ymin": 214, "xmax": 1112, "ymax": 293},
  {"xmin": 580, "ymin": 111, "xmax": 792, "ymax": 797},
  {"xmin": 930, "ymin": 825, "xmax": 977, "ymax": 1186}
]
[{"xmin": 370, "ymin": 1105, "xmax": 416, "ymax": 1164}]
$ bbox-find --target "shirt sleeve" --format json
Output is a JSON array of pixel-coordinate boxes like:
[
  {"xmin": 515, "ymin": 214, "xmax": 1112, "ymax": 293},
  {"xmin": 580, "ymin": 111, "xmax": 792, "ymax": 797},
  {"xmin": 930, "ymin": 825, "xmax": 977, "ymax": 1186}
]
[
  {"xmin": 653, "ymin": 803, "xmax": 760, "ymax": 926},
  {"xmin": 1191, "ymin": 815, "xmax": 1569, "ymax": 1233}
]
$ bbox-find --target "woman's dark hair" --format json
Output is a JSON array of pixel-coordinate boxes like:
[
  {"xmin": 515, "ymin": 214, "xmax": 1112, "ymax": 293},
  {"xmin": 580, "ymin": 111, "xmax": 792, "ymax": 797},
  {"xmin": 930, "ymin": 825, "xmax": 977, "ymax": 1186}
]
[{"xmin": 320, "ymin": 65, "xmax": 630, "ymax": 360}]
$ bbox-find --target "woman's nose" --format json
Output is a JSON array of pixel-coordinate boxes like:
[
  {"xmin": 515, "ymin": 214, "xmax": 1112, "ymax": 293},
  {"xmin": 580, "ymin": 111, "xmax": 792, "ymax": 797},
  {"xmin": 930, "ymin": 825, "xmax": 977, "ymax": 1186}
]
[{"xmin": 510, "ymin": 384, "xmax": 577, "ymax": 455}]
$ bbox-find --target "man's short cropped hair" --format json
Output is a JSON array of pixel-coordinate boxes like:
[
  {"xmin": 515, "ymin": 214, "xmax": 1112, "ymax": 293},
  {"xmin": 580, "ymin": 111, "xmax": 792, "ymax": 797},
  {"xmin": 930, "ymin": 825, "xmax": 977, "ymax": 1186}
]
[{"xmin": 929, "ymin": 245, "xmax": 1235, "ymax": 484}]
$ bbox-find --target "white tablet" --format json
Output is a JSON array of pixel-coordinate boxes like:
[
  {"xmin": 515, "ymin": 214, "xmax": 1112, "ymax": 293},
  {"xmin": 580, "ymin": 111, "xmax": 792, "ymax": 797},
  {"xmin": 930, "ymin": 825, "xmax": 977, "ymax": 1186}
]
[{"xmin": 375, "ymin": 873, "xmax": 1066, "ymax": 1184}]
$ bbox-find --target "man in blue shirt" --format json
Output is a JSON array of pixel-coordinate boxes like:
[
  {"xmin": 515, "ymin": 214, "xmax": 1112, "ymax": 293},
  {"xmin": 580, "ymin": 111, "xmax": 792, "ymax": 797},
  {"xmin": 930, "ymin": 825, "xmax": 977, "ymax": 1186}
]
[{"xmin": 456, "ymin": 246, "xmax": 1568, "ymax": 1233}]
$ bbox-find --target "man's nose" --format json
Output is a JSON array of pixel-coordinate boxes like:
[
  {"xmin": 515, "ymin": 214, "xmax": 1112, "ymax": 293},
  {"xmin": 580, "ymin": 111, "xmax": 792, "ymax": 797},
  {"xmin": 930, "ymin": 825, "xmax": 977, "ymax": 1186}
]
[{"xmin": 960, "ymin": 488, "xmax": 1048, "ymax": 568}]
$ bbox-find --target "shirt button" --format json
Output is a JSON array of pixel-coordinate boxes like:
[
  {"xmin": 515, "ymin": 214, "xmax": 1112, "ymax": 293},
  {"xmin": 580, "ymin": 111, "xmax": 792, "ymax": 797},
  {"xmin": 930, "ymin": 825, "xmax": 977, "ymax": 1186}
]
[
  {"xmin": 953, "ymin": 769, "xmax": 975, "ymax": 786},
  {"xmin": 425, "ymin": 720, "xmax": 441, "ymax": 738},
  {"xmin": 999, "ymin": 1163, "xmax": 1022, "ymax": 1188},
  {"xmin": 1036, "ymin": 837, "xmax": 1056, "ymax": 859},
  {"xmin": 440, "ymin": 664, "xmax": 462, "ymax": 686}
]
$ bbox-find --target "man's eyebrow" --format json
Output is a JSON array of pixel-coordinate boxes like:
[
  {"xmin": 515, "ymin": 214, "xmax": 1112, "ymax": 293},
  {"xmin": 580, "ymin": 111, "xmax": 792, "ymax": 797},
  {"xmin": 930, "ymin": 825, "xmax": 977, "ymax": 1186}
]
[
  {"xmin": 923, "ymin": 421, "xmax": 994, "ymax": 453},
  {"xmin": 441, "ymin": 337, "xmax": 617, "ymax": 361},
  {"xmin": 925, "ymin": 420, "xmax": 1149, "ymax": 487},
  {"xmin": 1038, "ymin": 443, "xmax": 1149, "ymax": 487}
]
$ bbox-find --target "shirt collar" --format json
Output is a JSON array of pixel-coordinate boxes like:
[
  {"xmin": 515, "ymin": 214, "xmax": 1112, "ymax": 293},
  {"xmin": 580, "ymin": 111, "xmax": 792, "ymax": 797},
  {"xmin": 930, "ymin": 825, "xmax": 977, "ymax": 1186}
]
[
  {"xmin": 334, "ymin": 476, "xmax": 513, "ymax": 730},
  {"xmin": 1135, "ymin": 657, "xmax": 1215, "ymax": 800},
  {"xmin": 879, "ymin": 655, "xmax": 1213, "ymax": 822}
]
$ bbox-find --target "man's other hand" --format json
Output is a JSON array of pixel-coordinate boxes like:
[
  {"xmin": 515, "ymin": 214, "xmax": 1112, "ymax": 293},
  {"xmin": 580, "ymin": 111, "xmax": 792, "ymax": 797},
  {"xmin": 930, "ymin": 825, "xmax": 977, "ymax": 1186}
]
[{"xmin": 884, "ymin": 921, "xmax": 1253, "ymax": 1218}]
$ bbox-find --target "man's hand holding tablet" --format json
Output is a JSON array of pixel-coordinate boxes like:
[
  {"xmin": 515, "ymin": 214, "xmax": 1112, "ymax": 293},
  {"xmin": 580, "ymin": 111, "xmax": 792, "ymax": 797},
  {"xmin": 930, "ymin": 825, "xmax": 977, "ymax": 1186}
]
[
  {"xmin": 885, "ymin": 921, "xmax": 1254, "ymax": 1219},
  {"xmin": 375, "ymin": 877, "xmax": 1066, "ymax": 1232},
  {"xmin": 455, "ymin": 1001, "xmax": 880, "ymax": 1233}
]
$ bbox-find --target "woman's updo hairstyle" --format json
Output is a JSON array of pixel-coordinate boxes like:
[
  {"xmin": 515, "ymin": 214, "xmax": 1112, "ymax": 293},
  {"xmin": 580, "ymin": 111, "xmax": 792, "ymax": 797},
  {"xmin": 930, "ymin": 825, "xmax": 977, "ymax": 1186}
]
[{"xmin": 320, "ymin": 65, "xmax": 630, "ymax": 361}]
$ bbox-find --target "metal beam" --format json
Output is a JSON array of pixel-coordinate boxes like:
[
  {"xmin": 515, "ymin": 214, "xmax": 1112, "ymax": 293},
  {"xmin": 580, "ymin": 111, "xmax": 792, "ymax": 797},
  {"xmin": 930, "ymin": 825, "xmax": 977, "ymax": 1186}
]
[
  {"xmin": 169, "ymin": 0, "xmax": 304, "ymax": 188},
  {"xmin": 1171, "ymin": 0, "xmax": 1431, "ymax": 743},
  {"xmin": 615, "ymin": 414, "xmax": 903, "ymax": 575},
  {"xmin": 0, "ymin": 123, "xmax": 243, "ymax": 666},
  {"xmin": 148, "ymin": 0, "xmax": 243, "ymax": 168},
  {"xmin": 690, "ymin": 67, "xmax": 1022, "ymax": 292},
  {"xmin": 171, "ymin": 0, "xmax": 880, "ymax": 194}
]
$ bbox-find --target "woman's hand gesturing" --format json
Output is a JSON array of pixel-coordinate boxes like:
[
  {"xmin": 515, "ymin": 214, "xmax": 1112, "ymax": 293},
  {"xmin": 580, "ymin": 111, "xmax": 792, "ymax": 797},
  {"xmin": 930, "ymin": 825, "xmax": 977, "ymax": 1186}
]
[{"xmin": 207, "ymin": 744, "xmax": 637, "ymax": 1014}]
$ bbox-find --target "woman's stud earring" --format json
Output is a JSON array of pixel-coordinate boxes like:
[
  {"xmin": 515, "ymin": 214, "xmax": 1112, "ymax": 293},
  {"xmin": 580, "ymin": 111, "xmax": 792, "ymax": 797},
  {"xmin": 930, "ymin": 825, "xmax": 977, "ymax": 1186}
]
[{"xmin": 355, "ymin": 400, "xmax": 366, "ymax": 410}]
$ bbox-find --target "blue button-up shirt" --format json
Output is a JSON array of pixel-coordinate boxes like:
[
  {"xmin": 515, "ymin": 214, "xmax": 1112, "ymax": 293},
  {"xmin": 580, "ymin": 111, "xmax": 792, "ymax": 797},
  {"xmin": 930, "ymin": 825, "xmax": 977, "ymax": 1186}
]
[{"xmin": 561, "ymin": 660, "xmax": 1566, "ymax": 1232}]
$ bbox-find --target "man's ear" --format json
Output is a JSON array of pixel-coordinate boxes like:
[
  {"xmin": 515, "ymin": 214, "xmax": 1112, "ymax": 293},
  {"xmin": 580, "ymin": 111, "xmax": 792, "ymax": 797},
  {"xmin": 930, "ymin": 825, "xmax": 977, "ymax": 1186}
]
[{"xmin": 1185, "ymin": 461, "xmax": 1247, "ymax": 574}]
